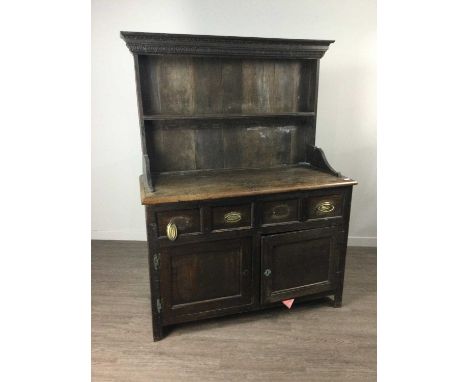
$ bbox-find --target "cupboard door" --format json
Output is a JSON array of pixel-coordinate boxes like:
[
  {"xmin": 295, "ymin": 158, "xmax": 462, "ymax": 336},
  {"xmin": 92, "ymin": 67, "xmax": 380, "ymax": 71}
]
[
  {"xmin": 261, "ymin": 228, "xmax": 343, "ymax": 304},
  {"xmin": 160, "ymin": 236, "xmax": 253, "ymax": 323}
]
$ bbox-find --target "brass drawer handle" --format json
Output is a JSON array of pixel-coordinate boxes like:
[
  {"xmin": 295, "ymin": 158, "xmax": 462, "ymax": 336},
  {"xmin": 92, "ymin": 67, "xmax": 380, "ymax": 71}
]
[
  {"xmin": 264, "ymin": 269, "xmax": 272, "ymax": 277},
  {"xmin": 224, "ymin": 211, "xmax": 242, "ymax": 224},
  {"xmin": 166, "ymin": 221, "xmax": 178, "ymax": 241},
  {"xmin": 316, "ymin": 201, "xmax": 335, "ymax": 214}
]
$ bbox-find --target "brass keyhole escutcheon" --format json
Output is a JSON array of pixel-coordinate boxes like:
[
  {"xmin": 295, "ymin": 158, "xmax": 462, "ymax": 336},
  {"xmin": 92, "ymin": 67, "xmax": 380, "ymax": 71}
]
[
  {"xmin": 264, "ymin": 269, "xmax": 272, "ymax": 277},
  {"xmin": 166, "ymin": 221, "xmax": 178, "ymax": 241},
  {"xmin": 316, "ymin": 201, "xmax": 335, "ymax": 214}
]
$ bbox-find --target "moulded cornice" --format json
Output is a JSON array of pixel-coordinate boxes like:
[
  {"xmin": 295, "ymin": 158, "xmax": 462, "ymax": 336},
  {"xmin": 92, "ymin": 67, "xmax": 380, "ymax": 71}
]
[{"xmin": 121, "ymin": 31, "xmax": 334, "ymax": 59}]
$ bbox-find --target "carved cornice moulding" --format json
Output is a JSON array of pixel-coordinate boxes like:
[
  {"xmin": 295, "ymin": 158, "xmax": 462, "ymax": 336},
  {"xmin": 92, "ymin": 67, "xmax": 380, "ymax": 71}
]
[{"xmin": 121, "ymin": 31, "xmax": 334, "ymax": 59}]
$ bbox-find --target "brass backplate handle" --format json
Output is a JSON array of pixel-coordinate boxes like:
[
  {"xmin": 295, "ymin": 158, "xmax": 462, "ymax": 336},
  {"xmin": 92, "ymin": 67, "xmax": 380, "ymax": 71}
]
[
  {"xmin": 224, "ymin": 211, "xmax": 242, "ymax": 224},
  {"xmin": 166, "ymin": 221, "xmax": 178, "ymax": 241},
  {"xmin": 316, "ymin": 201, "xmax": 335, "ymax": 214}
]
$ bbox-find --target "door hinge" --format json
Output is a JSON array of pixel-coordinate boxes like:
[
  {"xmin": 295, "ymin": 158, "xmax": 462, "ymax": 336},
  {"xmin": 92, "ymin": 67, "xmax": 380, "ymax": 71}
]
[
  {"xmin": 153, "ymin": 253, "xmax": 160, "ymax": 271},
  {"xmin": 156, "ymin": 298, "xmax": 162, "ymax": 313}
]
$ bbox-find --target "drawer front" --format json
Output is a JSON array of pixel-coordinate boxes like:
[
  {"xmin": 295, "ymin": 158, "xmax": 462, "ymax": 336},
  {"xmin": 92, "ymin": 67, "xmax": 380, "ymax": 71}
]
[
  {"xmin": 261, "ymin": 199, "xmax": 299, "ymax": 225},
  {"xmin": 306, "ymin": 194, "xmax": 343, "ymax": 220},
  {"xmin": 157, "ymin": 209, "xmax": 200, "ymax": 237},
  {"xmin": 211, "ymin": 204, "xmax": 252, "ymax": 230}
]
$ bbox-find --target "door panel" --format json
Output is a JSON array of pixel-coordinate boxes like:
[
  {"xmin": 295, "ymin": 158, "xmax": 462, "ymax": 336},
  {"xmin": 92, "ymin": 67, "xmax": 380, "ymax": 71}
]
[
  {"xmin": 160, "ymin": 236, "xmax": 253, "ymax": 323},
  {"xmin": 261, "ymin": 227, "xmax": 343, "ymax": 304}
]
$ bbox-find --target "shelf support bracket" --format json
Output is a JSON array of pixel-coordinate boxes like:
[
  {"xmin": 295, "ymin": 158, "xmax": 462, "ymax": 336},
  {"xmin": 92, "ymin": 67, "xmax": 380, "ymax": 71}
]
[{"xmin": 307, "ymin": 145, "xmax": 342, "ymax": 177}]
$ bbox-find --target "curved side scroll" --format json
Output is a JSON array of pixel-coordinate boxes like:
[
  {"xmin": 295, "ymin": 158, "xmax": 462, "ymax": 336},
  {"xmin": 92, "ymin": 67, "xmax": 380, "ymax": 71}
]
[{"xmin": 307, "ymin": 145, "xmax": 342, "ymax": 177}]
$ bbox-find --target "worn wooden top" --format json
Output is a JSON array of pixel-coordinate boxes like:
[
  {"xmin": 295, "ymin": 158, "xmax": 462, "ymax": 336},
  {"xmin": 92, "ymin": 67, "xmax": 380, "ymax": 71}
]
[{"xmin": 140, "ymin": 166, "xmax": 356, "ymax": 205}]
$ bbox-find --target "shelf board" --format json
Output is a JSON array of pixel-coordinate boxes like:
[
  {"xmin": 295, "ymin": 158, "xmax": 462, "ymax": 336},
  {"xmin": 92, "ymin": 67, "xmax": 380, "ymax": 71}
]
[{"xmin": 143, "ymin": 112, "xmax": 315, "ymax": 121}]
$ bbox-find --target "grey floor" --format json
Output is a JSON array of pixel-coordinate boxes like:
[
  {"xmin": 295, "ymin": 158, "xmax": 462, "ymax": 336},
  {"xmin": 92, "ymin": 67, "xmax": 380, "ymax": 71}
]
[{"xmin": 92, "ymin": 240, "xmax": 376, "ymax": 382}]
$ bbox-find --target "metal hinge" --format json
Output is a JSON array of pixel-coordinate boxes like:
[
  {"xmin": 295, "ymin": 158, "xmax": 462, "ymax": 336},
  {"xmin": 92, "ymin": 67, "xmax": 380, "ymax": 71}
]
[
  {"xmin": 153, "ymin": 253, "xmax": 160, "ymax": 271},
  {"xmin": 156, "ymin": 298, "xmax": 162, "ymax": 313}
]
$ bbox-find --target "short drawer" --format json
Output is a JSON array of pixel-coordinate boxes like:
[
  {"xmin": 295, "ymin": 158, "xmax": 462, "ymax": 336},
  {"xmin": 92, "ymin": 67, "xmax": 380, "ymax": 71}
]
[
  {"xmin": 260, "ymin": 199, "xmax": 300, "ymax": 225},
  {"xmin": 157, "ymin": 209, "xmax": 201, "ymax": 237},
  {"xmin": 211, "ymin": 204, "xmax": 252, "ymax": 230},
  {"xmin": 306, "ymin": 194, "xmax": 343, "ymax": 220}
]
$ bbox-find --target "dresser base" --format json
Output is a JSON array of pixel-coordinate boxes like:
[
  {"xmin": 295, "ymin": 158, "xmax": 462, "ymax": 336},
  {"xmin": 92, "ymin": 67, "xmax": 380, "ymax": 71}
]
[{"xmin": 152, "ymin": 290, "xmax": 343, "ymax": 341}]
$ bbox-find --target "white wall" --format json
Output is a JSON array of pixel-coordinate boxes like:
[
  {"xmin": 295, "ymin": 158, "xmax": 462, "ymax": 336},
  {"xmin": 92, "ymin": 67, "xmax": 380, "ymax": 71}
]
[{"xmin": 92, "ymin": 0, "xmax": 376, "ymax": 246}]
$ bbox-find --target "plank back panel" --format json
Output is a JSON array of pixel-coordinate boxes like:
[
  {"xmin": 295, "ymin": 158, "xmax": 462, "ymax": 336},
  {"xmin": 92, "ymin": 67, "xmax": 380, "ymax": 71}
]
[
  {"xmin": 138, "ymin": 56, "xmax": 313, "ymax": 115},
  {"xmin": 145, "ymin": 122, "xmax": 307, "ymax": 173}
]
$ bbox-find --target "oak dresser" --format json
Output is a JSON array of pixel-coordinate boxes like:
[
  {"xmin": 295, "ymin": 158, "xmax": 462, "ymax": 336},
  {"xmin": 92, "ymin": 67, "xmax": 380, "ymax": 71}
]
[{"xmin": 121, "ymin": 31, "xmax": 357, "ymax": 340}]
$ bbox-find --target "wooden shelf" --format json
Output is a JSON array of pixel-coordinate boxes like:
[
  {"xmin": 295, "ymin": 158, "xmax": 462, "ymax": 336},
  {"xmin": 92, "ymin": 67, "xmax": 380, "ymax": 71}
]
[
  {"xmin": 143, "ymin": 112, "xmax": 315, "ymax": 121},
  {"xmin": 140, "ymin": 165, "xmax": 356, "ymax": 205}
]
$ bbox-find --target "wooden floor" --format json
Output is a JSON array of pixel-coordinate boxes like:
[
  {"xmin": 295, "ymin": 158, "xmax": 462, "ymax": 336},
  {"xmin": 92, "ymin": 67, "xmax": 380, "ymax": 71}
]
[{"xmin": 92, "ymin": 240, "xmax": 376, "ymax": 382}]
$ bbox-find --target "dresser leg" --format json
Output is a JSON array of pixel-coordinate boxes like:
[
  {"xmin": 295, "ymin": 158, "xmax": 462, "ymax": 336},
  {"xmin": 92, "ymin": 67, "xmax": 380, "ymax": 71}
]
[
  {"xmin": 152, "ymin": 321, "xmax": 164, "ymax": 341},
  {"xmin": 334, "ymin": 294, "xmax": 342, "ymax": 307},
  {"xmin": 334, "ymin": 290, "xmax": 343, "ymax": 308},
  {"xmin": 334, "ymin": 237, "xmax": 348, "ymax": 308}
]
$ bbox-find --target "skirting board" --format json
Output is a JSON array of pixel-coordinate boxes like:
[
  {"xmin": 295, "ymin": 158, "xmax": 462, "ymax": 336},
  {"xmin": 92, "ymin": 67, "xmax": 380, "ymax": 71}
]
[
  {"xmin": 91, "ymin": 230, "xmax": 147, "ymax": 241},
  {"xmin": 91, "ymin": 230, "xmax": 377, "ymax": 247},
  {"xmin": 347, "ymin": 236, "xmax": 377, "ymax": 247}
]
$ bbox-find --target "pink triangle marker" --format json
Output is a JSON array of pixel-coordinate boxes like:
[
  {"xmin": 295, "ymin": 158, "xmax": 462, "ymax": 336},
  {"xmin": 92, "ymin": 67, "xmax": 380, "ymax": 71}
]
[{"xmin": 282, "ymin": 299, "xmax": 294, "ymax": 309}]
